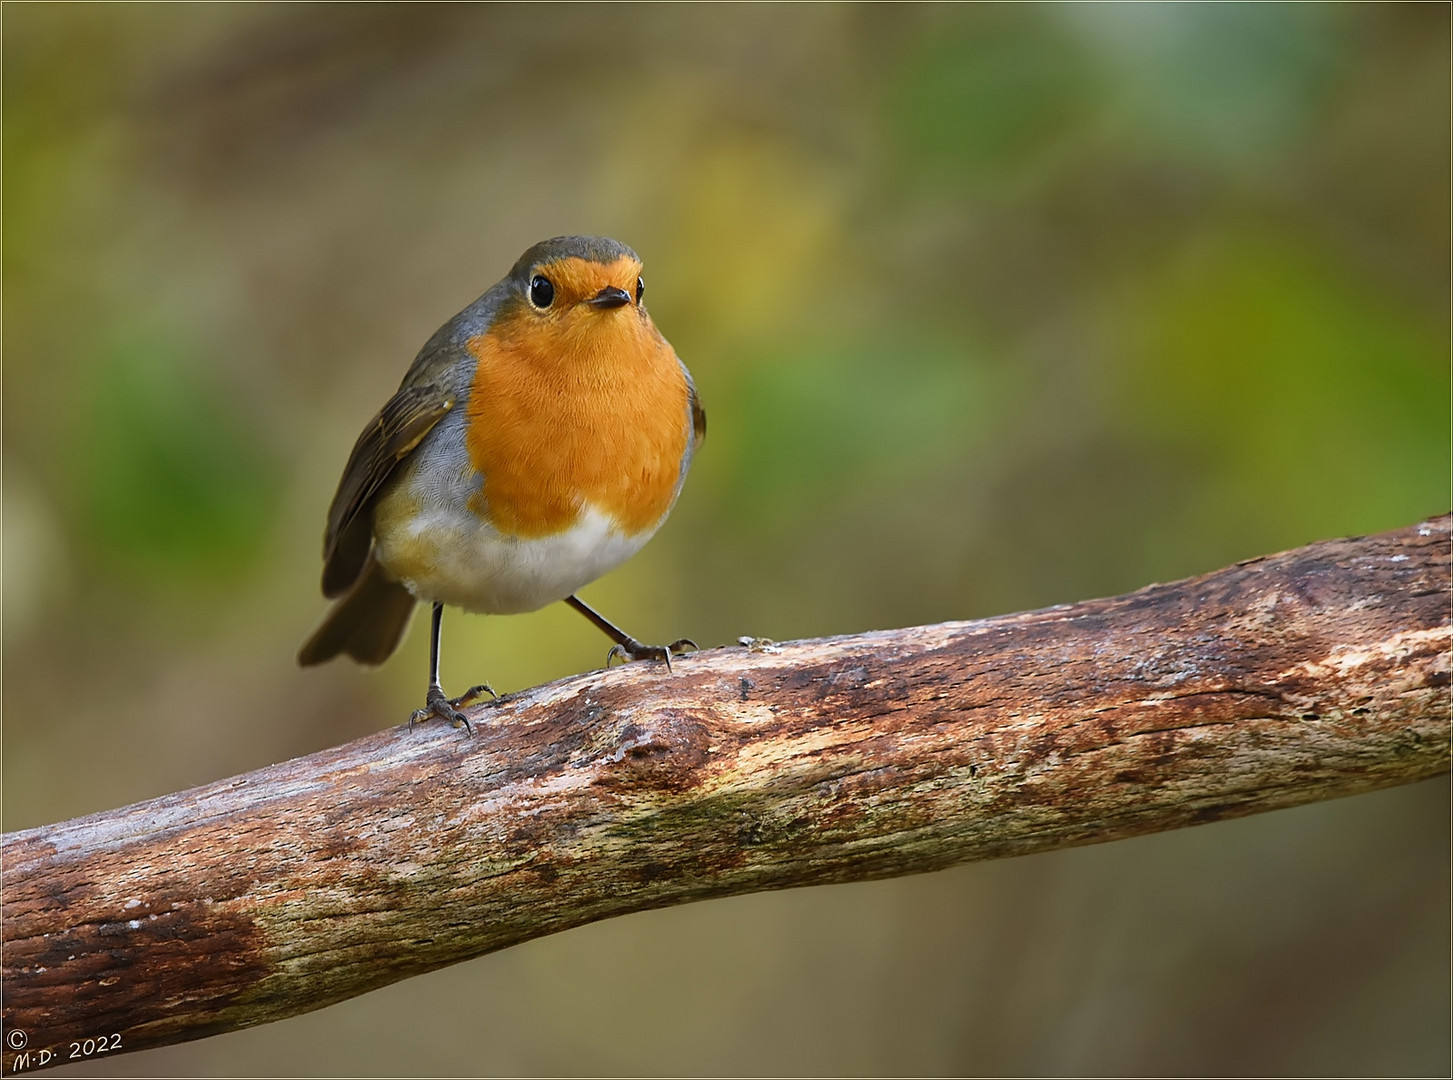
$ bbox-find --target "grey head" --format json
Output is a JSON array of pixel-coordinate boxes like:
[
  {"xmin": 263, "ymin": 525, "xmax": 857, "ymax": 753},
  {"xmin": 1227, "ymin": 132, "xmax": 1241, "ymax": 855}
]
[
  {"xmin": 509, "ymin": 235, "xmax": 640, "ymax": 286},
  {"xmin": 414, "ymin": 236, "xmax": 645, "ymax": 384}
]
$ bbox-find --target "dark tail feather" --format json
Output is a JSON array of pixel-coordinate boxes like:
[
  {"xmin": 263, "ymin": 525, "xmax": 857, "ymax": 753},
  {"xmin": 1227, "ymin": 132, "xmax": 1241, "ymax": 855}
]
[{"xmin": 298, "ymin": 554, "xmax": 417, "ymax": 667}]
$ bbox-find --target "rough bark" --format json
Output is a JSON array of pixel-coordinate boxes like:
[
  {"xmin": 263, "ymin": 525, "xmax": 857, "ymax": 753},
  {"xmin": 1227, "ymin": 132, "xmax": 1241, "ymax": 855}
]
[{"xmin": 3, "ymin": 516, "xmax": 1449, "ymax": 1073}]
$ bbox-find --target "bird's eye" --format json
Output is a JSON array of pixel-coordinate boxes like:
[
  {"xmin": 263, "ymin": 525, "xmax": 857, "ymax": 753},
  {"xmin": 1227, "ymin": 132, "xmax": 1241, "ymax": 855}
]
[
  {"xmin": 635, "ymin": 276, "xmax": 645, "ymax": 304},
  {"xmin": 529, "ymin": 275, "xmax": 555, "ymax": 308}
]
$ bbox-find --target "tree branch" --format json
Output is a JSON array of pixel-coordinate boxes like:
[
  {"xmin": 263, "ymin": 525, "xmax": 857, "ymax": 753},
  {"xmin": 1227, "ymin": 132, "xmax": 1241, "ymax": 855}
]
[{"xmin": 3, "ymin": 516, "xmax": 1448, "ymax": 1072}]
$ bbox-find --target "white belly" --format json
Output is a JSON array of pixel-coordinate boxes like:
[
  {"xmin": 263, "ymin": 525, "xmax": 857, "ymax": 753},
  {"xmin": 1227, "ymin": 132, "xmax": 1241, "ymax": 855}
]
[
  {"xmin": 373, "ymin": 496, "xmax": 655, "ymax": 615},
  {"xmin": 368, "ymin": 405, "xmax": 680, "ymax": 614}
]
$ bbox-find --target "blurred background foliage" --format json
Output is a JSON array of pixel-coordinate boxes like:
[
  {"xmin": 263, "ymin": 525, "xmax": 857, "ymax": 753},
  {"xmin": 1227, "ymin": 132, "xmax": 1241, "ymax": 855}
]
[{"xmin": 3, "ymin": 3, "xmax": 1447, "ymax": 1075}]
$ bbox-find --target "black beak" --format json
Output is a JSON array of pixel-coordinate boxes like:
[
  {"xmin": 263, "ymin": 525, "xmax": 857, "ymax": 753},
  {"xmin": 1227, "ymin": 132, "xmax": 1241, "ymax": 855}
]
[{"xmin": 586, "ymin": 285, "xmax": 632, "ymax": 309}]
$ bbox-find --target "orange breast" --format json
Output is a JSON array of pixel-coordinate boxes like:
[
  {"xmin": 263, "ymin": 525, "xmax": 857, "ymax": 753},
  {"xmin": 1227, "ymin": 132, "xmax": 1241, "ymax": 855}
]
[{"xmin": 463, "ymin": 309, "xmax": 690, "ymax": 539}]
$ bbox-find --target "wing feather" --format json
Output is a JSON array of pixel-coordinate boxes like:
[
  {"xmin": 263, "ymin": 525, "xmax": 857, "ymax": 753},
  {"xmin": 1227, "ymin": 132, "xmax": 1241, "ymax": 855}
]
[
  {"xmin": 688, "ymin": 381, "xmax": 706, "ymax": 451},
  {"xmin": 320, "ymin": 383, "xmax": 454, "ymax": 597}
]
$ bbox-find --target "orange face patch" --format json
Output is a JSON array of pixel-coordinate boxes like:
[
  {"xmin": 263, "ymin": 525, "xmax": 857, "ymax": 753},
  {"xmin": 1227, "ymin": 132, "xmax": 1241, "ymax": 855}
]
[
  {"xmin": 530, "ymin": 255, "xmax": 642, "ymax": 309},
  {"xmin": 463, "ymin": 270, "xmax": 690, "ymax": 540}
]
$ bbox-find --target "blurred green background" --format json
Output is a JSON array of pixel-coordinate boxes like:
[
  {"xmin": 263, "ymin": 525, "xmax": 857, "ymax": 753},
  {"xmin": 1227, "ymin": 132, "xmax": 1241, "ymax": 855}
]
[{"xmin": 4, "ymin": 3, "xmax": 1448, "ymax": 1075}]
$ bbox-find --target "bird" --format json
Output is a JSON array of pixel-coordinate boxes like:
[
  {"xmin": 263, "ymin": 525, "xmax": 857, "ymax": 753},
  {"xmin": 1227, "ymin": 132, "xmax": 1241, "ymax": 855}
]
[{"xmin": 298, "ymin": 235, "xmax": 704, "ymax": 731}]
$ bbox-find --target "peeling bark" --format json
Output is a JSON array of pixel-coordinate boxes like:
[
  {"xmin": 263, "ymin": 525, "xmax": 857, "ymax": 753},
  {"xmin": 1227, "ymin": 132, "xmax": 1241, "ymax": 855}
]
[{"xmin": 3, "ymin": 516, "xmax": 1448, "ymax": 1072}]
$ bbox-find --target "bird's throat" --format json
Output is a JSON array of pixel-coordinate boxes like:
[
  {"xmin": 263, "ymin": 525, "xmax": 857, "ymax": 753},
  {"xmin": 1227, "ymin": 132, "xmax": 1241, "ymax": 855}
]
[{"xmin": 462, "ymin": 323, "xmax": 690, "ymax": 539}]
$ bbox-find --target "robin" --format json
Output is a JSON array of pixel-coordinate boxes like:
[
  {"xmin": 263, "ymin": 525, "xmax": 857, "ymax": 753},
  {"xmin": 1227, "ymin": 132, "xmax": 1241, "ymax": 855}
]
[{"xmin": 298, "ymin": 235, "xmax": 704, "ymax": 731}]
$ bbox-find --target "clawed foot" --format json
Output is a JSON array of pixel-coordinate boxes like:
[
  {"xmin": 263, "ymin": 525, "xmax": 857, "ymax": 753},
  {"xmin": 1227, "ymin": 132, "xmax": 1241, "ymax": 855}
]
[
  {"xmin": 408, "ymin": 682, "xmax": 498, "ymax": 733},
  {"xmin": 606, "ymin": 637, "xmax": 697, "ymax": 672}
]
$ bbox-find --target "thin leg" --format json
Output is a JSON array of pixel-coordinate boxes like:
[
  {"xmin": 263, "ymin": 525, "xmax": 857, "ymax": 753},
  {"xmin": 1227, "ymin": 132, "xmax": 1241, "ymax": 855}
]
[
  {"xmin": 408, "ymin": 602, "xmax": 496, "ymax": 733},
  {"xmin": 428, "ymin": 600, "xmax": 445, "ymax": 687},
  {"xmin": 564, "ymin": 594, "xmax": 696, "ymax": 671}
]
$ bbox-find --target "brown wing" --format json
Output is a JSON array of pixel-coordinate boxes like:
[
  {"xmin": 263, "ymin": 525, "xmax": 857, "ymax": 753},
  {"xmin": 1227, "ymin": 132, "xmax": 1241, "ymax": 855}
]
[
  {"xmin": 688, "ymin": 379, "xmax": 706, "ymax": 452},
  {"xmin": 320, "ymin": 382, "xmax": 454, "ymax": 598}
]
